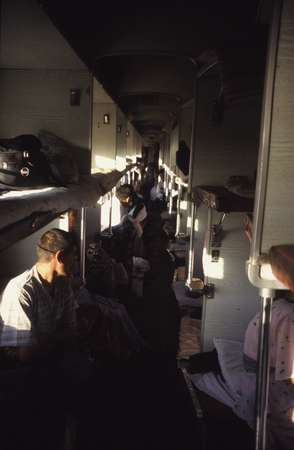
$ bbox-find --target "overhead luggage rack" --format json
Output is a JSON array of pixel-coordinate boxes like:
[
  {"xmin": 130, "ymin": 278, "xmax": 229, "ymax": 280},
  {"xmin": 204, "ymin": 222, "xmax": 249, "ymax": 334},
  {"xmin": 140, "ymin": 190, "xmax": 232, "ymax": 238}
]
[{"xmin": 192, "ymin": 185, "xmax": 254, "ymax": 212}]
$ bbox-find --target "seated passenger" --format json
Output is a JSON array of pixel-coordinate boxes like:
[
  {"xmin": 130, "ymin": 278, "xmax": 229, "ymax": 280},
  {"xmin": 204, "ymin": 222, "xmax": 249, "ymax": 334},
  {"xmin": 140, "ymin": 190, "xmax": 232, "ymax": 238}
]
[
  {"xmin": 115, "ymin": 183, "xmax": 147, "ymax": 237},
  {"xmin": 137, "ymin": 229, "xmax": 180, "ymax": 359},
  {"xmin": 76, "ymin": 286, "xmax": 145, "ymax": 364},
  {"xmin": 149, "ymin": 167, "xmax": 166, "ymax": 212},
  {"xmin": 0, "ymin": 228, "xmax": 77, "ymax": 365},
  {"xmin": 141, "ymin": 162, "xmax": 156, "ymax": 205},
  {"xmin": 188, "ymin": 244, "xmax": 294, "ymax": 450},
  {"xmin": 86, "ymin": 239, "xmax": 118, "ymax": 298}
]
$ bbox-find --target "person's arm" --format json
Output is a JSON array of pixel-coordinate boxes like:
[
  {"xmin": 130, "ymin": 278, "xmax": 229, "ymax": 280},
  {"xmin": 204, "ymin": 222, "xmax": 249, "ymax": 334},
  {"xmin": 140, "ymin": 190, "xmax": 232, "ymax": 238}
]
[
  {"xmin": 129, "ymin": 202, "xmax": 145, "ymax": 221},
  {"xmin": 274, "ymin": 312, "xmax": 294, "ymax": 383},
  {"xmin": 0, "ymin": 283, "xmax": 35, "ymax": 362}
]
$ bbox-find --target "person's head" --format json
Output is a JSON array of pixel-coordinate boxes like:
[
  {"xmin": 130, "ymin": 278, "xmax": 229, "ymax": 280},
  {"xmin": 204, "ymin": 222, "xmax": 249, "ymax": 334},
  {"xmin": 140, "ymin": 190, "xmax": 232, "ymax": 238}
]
[
  {"xmin": 37, "ymin": 228, "xmax": 77, "ymax": 277},
  {"xmin": 179, "ymin": 140, "xmax": 189, "ymax": 150},
  {"xmin": 116, "ymin": 184, "xmax": 134, "ymax": 206},
  {"xmin": 269, "ymin": 245, "xmax": 294, "ymax": 292}
]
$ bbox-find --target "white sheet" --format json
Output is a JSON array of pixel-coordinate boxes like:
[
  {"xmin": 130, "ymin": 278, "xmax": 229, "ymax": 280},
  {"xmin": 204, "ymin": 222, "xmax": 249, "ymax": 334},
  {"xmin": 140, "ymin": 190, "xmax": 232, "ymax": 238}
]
[{"xmin": 191, "ymin": 338, "xmax": 256, "ymax": 427}]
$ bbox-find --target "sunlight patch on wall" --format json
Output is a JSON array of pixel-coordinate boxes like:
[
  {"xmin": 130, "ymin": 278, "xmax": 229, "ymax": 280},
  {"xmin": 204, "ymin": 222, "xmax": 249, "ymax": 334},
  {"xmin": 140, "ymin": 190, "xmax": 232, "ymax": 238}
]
[{"xmin": 202, "ymin": 248, "xmax": 224, "ymax": 280}]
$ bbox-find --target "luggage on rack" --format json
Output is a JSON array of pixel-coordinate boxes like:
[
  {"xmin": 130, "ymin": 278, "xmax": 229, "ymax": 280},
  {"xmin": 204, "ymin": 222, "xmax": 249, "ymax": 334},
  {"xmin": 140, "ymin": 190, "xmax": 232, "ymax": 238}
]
[{"xmin": 0, "ymin": 134, "xmax": 50, "ymax": 188}]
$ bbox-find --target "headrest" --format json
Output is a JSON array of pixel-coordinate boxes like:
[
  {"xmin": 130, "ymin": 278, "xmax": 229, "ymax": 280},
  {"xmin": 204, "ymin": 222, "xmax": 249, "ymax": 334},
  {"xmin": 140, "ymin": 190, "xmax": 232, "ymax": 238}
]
[{"xmin": 269, "ymin": 245, "xmax": 294, "ymax": 292}]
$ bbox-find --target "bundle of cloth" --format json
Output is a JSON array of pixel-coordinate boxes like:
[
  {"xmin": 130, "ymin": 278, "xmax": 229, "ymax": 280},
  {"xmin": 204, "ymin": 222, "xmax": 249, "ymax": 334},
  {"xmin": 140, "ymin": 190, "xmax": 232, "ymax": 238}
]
[{"xmin": 77, "ymin": 287, "xmax": 145, "ymax": 361}]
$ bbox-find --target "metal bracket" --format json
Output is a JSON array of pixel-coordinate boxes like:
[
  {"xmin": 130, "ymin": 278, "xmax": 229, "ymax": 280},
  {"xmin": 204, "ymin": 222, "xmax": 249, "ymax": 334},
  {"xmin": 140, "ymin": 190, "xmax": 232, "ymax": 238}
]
[
  {"xmin": 185, "ymin": 282, "xmax": 215, "ymax": 299},
  {"xmin": 247, "ymin": 259, "xmax": 286, "ymax": 290},
  {"xmin": 203, "ymin": 283, "xmax": 215, "ymax": 298},
  {"xmin": 211, "ymin": 213, "xmax": 226, "ymax": 248}
]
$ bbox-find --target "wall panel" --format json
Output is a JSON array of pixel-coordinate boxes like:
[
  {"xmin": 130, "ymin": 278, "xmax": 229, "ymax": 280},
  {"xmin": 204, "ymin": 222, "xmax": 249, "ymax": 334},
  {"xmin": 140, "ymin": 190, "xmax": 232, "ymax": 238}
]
[{"xmin": 192, "ymin": 77, "xmax": 262, "ymax": 348}]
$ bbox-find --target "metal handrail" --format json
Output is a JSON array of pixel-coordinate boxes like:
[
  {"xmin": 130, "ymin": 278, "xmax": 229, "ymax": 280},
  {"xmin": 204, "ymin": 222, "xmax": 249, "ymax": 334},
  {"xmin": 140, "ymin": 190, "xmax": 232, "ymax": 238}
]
[{"xmin": 245, "ymin": 3, "xmax": 284, "ymax": 450}]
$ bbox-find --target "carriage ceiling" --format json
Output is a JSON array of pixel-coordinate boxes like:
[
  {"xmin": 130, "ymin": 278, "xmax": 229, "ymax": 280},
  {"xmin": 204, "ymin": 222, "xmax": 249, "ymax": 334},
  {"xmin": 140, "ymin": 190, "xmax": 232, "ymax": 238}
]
[{"xmin": 39, "ymin": 0, "xmax": 271, "ymax": 145}]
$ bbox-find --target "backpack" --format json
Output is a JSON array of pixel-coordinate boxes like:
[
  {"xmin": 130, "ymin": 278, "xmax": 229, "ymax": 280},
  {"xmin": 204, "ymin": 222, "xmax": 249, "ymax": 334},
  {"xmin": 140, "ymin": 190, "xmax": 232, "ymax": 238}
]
[{"xmin": 0, "ymin": 135, "xmax": 50, "ymax": 188}]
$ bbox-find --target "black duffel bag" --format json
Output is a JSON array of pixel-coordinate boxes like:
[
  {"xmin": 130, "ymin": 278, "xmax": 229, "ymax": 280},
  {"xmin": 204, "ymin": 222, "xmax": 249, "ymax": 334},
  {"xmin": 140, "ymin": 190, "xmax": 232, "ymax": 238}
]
[{"xmin": 0, "ymin": 134, "xmax": 50, "ymax": 188}]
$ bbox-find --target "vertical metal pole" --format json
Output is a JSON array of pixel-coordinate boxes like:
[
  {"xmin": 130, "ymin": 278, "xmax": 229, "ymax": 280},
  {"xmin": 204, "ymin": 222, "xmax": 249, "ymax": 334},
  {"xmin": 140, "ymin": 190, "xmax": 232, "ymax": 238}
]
[
  {"xmin": 165, "ymin": 170, "xmax": 169, "ymax": 198},
  {"xmin": 80, "ymin": 207, "xmax": 86, "ymax": 285},
  {"xmin": 186, "ymin": 202, "xmax": 197, "ymax": 287},
  {"xmin": 246, "ymin": 3, "xmax": 282, "ymax": 447},
  {"xmin": 186, "ymin": 74, "xmax": 199, "ymax": 289},
  {"xmin": 108, "ymin": 189, "xmax": 113, "ymax": 235},
  {"xmin": 255, "ymin": 288, "xmax": 274, "ymax": 450},
  {"xmin": 168, "ymin": 174, "xmax": 174, "ymax": 214},
  {"xmin": 175, "ymin": 182, "xmax": 182, "ymax": 236},
  {"xmin": 200, "ymin": 207, "xmax": 212, "ymax": 350}
]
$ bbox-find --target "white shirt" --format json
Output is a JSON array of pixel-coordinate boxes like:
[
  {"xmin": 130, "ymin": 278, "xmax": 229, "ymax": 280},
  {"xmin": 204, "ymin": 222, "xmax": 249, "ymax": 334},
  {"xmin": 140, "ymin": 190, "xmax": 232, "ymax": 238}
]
[{"xmin": 0, "ymin": 266, "xmax": 76, "ymax": 347}]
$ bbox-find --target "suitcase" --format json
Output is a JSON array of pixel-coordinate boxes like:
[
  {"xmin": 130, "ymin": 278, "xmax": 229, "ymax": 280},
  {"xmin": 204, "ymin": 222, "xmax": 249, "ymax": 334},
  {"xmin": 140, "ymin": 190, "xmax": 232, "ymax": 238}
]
[{"xmin": 0, "ymin": 135, "xmax": 50, "ymax": 188}]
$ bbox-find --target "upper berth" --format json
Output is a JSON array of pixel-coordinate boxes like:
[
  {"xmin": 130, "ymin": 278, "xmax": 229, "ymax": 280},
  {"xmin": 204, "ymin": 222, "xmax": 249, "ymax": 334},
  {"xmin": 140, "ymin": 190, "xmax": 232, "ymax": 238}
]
[{"xmin": 0, "ymin": 168, "xmax": 131, "ymax": 251}]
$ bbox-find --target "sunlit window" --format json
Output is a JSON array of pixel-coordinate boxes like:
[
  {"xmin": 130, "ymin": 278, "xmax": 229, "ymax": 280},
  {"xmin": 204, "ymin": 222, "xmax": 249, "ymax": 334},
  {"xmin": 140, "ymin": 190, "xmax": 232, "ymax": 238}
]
[
  {"xmin": 187, "ymin": 216, "xmax": 191, "ymax": 228},
  {"xmin": 100, "ymin": 190, "xmax": 121, "ymax": 231},
  {"xmin": 116, "ymin": 156, "xmax": 126, "ymax": 171}
]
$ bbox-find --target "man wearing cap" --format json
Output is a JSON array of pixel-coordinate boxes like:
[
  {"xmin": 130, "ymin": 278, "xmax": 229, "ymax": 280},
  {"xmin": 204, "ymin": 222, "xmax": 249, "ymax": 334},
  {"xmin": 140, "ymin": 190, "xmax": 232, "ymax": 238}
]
[{"xmin": 0, "ymin": 228, "xmax": 78, "ymax": 365}]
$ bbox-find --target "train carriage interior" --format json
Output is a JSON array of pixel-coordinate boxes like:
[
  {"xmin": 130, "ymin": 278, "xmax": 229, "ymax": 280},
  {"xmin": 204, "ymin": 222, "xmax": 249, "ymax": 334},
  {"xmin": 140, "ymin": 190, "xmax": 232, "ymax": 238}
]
[{"xmin": 0, "ymin": 1, "xmax": 294, "ymax": 449}]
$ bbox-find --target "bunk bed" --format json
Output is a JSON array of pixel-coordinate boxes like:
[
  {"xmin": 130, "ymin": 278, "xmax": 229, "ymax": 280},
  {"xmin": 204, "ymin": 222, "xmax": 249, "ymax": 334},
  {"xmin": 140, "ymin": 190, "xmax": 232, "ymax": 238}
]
[{"xmin": 0, "ymin": 167, "xmax": 133, "ymax": 251}]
